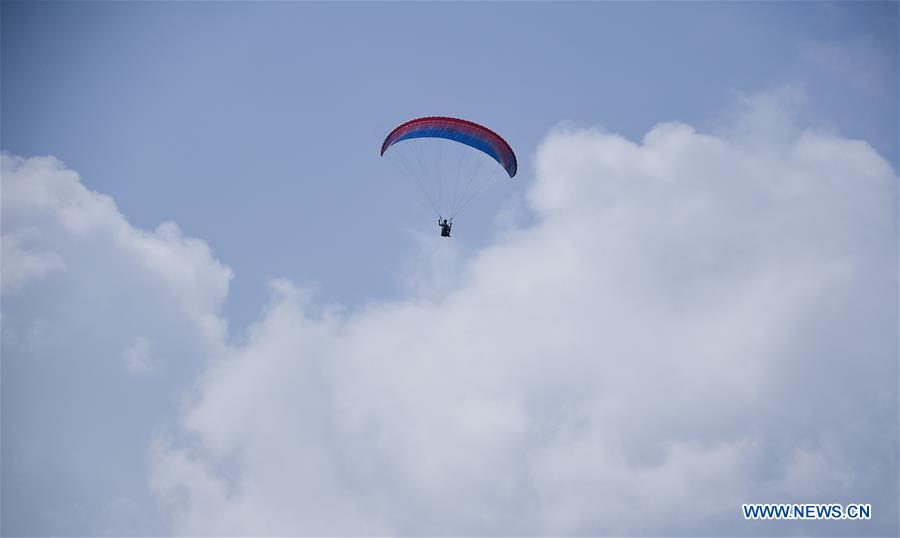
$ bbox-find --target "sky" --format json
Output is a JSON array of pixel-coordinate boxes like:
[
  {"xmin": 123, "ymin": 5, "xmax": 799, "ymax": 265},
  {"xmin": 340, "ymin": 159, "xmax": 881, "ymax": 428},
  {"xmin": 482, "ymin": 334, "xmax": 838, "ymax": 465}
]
[{"xmin": 1, "ymin": 2, "xmax": 898, "ymax": 536}]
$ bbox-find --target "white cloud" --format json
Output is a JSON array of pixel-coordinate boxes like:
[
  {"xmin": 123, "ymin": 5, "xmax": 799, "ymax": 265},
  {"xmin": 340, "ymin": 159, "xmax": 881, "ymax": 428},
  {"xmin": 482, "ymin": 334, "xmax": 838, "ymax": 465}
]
[
  {"xmin": 1, "ymin": 228, "xmax": 66, "ymax": 293},
  {"xmin": 1, "ymin": 153, "xmax": 232, "ymax": 536},
  {"xmin": 2, "ymin": 90, "xmax": 897, "ymax": 536},
  {"xmin": 124, "ymin": 336, "xmax": 163, "ymax": 375},
  {"xmin": 147, "ymin": 98, "xmax": 896, "ymax": 534}
]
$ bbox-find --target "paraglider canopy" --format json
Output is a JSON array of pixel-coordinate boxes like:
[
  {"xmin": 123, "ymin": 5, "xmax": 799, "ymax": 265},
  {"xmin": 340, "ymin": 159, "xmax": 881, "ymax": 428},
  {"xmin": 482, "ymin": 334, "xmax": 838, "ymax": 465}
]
[
  {"xmin": 381, "ymin": 117, "xmax": 517, "ymax": 178},
  {"xmin": 381, "ymin": 116, "xmax": 517, "ymax": 224}
]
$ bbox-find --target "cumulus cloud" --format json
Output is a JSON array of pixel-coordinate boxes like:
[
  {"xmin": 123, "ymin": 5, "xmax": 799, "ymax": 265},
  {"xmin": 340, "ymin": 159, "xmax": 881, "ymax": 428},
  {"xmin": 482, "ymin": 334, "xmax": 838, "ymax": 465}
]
[
  {"xmin": 2, "ymin": 91, "xmax": 897, "ymax": 536},
  {"xmin": 147, "ymin": 98, "xmax": 895, "ymax": 535},
  {"xmin": 1, "ymin": 229, "xmax": 66, "ymax": 293},
  {"xmin": 1, "ymin": 154, "xmax": 232, "ymax": 535}
]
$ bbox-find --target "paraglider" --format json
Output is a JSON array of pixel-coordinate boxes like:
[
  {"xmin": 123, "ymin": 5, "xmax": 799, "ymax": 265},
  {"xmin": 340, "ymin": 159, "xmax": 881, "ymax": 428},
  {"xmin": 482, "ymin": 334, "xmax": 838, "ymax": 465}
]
[
  {"xmin": 439, "ymin": 218, "xmax": 452, "ymax": 237},
  {"xmin": 381, "ymin": 116, "xmax": 517, "ymax": 236}
]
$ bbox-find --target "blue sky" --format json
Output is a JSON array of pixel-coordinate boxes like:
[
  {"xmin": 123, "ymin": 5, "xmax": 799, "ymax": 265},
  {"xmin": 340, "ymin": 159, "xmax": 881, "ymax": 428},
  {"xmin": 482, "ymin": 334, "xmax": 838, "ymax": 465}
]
[
  {"xmin": 2, "ymin": 2, "xmax": 898, "ymax": 536},
  {"xmin": 4, "ymin": 2, "xmax": 896, "ymax": 330}
]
